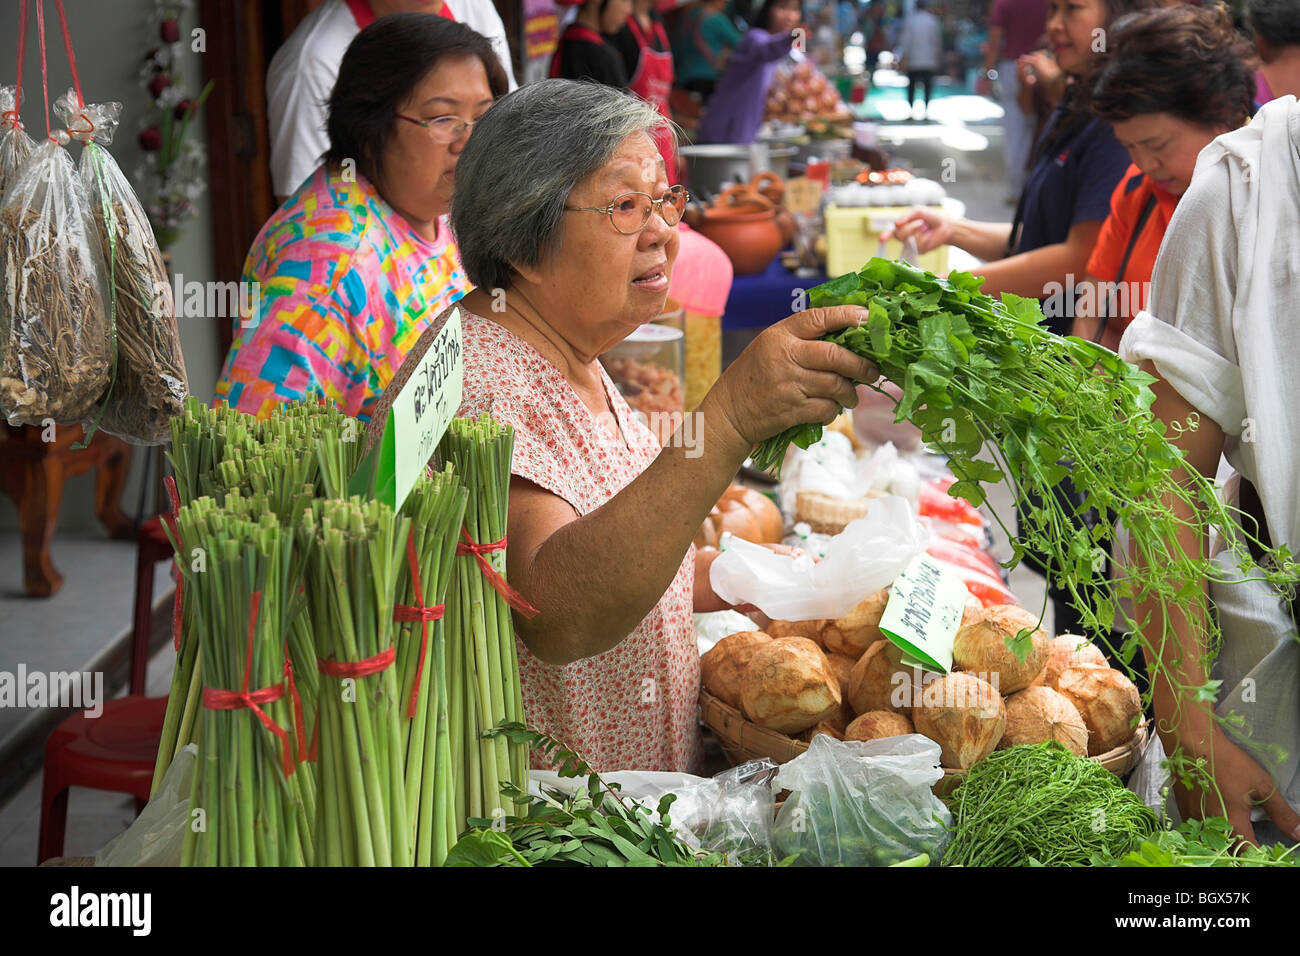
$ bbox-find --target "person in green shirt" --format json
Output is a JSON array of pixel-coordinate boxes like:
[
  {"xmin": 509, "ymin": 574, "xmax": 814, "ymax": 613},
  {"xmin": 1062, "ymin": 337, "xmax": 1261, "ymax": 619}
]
[{"xmin": 672, "ymin": 0, "xmax": 743, "ymax": 99}]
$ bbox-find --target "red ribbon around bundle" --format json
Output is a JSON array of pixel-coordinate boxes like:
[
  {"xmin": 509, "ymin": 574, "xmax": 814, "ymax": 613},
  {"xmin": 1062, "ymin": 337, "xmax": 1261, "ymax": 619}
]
[
  {"xmin": 34, "ymin": 0, "xmax": 87, "ymax": 144},
  {"xmin": 392, "ymin": 527, "xmax": 445, "ymax": 719},
  {"xmin": 310, "ymin": 645, "xmax": 399, "ymax": 762},
  {"xmin": 200, "ymin": 592, "xmax": 297, "ymax": 779},
  {"xmin": 163, "ymin": 475, "xmax": 184, "ymax": 652},
  {"xmin": 283, "ymin": 646, "xmax": 309, "ymax": 765},
  {"xmin": 4, "ymin": 0, "xmax": 28, "ymax": 129},
  {"xmin": 455, "ymin": 528, "xmax": 540, "ymax": 618}
]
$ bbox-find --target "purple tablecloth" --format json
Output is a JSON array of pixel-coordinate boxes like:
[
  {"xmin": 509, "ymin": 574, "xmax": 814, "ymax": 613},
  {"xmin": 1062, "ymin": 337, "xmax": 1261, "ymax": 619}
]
[{"xmin": 721, "ymin": 259, "xmax": 829, "ymax": 330}]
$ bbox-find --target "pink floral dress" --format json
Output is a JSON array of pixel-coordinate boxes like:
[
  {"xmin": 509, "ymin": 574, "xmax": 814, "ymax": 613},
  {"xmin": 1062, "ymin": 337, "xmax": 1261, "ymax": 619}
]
[{"xmin": 457, "ymin": 311, "xmax": 702, "ymax": 774}]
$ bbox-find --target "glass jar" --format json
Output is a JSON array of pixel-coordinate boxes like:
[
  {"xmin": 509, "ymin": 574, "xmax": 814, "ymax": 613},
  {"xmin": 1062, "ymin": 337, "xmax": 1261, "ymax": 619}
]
[{"xmin": 600, "ymin": 324, "xmax": 686, "ymax": 446}]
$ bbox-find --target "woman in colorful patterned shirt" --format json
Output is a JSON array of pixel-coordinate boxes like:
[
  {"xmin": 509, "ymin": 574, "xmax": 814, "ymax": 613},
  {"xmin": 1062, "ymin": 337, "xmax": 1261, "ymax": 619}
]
[
  {"xmin": 216, "ymin": 14, "xmax": 508, "ymax": 421},
  {"xmin": 443, "ymin": 80, "xmax": 873, "ymax": 773}
]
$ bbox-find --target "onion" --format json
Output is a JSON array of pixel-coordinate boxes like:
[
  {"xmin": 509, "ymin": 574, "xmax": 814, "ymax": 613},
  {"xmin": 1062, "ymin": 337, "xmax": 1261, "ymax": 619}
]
[
  {"xmin": 953, "ymin": 604, "xmax": 1049, "ymax": 694},
  {"xmin": 999, "ymin": 685, "xmax": 1089, "ymax": 755},
  {"xmin": 912, "ymin": 672, "xmax": 1006, "ymax": 770},
  {"xmin": 1056, "ymin": 666, "xmax": 1141, "ymax": 755}
]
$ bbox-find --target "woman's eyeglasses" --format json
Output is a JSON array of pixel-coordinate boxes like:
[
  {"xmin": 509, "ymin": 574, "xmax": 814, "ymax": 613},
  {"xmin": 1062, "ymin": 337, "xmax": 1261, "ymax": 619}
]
[
  {"xmin": 564, "ymin": 185, "xmax": 689, "ymax": 235},
  {"xmin": 396, "ymin": 113, "xmax": 477, "ymax": 143}
]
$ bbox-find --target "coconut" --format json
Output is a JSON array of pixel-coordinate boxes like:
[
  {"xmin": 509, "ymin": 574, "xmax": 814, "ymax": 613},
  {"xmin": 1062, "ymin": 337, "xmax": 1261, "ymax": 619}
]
[
  {"xmin": 766, "ymin": 618, "xmax": 830, "ymax": 647},
  {"xmin": 912, "ymin": 672, "xmax": 1006, "ymax": 770},
  {"xmin": 845, "ymin": 710, "xmax": 915, "ymax": 742},
  {"xmin": 799, "ymin": 720, "xmax": 845, "ymax": 743},
  {"xmin": 740, "ymin": 637, "xmax": 841, "ymax": 734},
  {"xmin": 999, "ymin": 686, "xmax": 1089, "ymax": 755},
  {"xmin": 1038, "ymin": 634, "xmax": 1110, "ymax": 690},
  {"xmin": 821, "ymin": 588, "xmax": 889, "ymax": 657},
  {"xmin": 846, "ymin": 640, "xmax": 920, "ymax": 715},
  {"xmin": 700, "ymin": 630, "xmax": 772, "ymax": 709},
  {"xmin": 953, "ymin": 604, "xmax": 1049, "ymax": 694},
  {"xmin": 825, "ymin": 652, "xmax": 858, "ymax": 728},
  {"xmin": 1056, "ymin": 665, "xmax": 1141, "ymax": 755}
]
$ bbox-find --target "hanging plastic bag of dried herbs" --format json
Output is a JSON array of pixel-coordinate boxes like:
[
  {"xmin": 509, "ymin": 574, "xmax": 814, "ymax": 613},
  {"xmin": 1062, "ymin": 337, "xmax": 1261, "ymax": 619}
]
[
  {"xmin": 0, "ymin": 86, "xmax": 36, "ymax": 205},
  {"xmin": 62, "ymin": 92, "xmax": 188, "ymax": 445},
  {"xmin": 0, "ymin": 111, "xmax": 110, "ymax": 427}
]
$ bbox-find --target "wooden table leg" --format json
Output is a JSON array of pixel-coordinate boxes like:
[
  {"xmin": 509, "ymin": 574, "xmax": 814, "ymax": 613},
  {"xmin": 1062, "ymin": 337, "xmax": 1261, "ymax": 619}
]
[
  {"xmin": 17, "ymin": 455, "xmax": 66, "ymax": 597},
  {"xmin": 94, "ymin": 440, "xmax": 135, "ymax": 540}
]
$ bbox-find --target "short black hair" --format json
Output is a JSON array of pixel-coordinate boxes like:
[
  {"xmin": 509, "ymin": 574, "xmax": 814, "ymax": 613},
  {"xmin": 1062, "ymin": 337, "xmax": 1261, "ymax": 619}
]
[
  {"xmin": 755, "ymin": 0, "xmax": 803, "ymax": 32},
  {"xmin": 1091, "ymin": 4, "xmax": 1255, "ymax": 131},
  {"xmin": 1248, "ymin": 0, "xmax": 1300, "ymax": 46},
  {"xmin": 326, "ymin": 13, "xmax": 509, "ymax": 188}
]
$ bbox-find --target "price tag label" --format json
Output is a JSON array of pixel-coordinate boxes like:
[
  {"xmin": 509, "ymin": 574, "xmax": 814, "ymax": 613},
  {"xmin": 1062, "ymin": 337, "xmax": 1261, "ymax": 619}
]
[
  {"xmin": 783, "ymin": 176, "xmax": 824, "ymax": 215},
  {"xmin": 878, "ymin": 553, "xmax": 967, "ymax": 673},
  {"xmin": 351, "ymin": 307, "xmax": 463, "ymax": 509}
]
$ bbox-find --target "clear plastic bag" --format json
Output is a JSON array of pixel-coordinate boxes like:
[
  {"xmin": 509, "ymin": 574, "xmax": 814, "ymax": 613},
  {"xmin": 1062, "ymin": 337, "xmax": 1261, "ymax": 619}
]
[
  {"xmin": 94, "ymin": 744, "xmax": 196, "ymax": 867},
  {"xmin": 772, "ymin": 734, "xmax": 952, "ymax": 866},
  {"xmin": 0, "ymin": 85, "xmax": 36, "ymax": 203},
  {"xmin": 61, "ymin": 91, "xmax": 188, "ymax": 444},
  {"xmin": 668, "ymin": 759, "xmax": 779, "ymax": 866},
  {"xmin": 0, "ymin": 122, "xmax": 110, "ymax": 426},
  {"xmin": 709, "ymin": 493, "xmax": 927, "ymax": 620}
]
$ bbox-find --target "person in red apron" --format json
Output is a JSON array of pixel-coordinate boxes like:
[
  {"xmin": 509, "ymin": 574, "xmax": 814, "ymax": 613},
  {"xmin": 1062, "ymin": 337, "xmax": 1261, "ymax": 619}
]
[
  {"xmin": 550, "ymin": 0, "xmax": 633, "ymax": 86},
  {"xmin": 611, "ymin": 0, "xmax": 678, "ymax": 182}
]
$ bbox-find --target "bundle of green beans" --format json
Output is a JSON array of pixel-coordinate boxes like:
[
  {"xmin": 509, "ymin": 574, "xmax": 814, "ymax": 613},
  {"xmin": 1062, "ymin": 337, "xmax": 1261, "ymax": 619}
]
[
  {"xmin": 300, "ymin": 496, "xmax": 411, "ymax": 866},
  {"xmin": 395, "ymin": 466, "xmax": 468, "ymax": 865},
  {"xmin": 941, "ymin": 742, "xmax": 1160, "ymax": 867},
  {"xmin": 172, "ymin": 494, "xmax": 315, "ymax": 866},
  {"xmin": 152, "ymin": 398, "xmax": 364, "ymax": 796},
  {"xmin": 438, "ymin": 415, "xmax": 529, "ymax": 831}
]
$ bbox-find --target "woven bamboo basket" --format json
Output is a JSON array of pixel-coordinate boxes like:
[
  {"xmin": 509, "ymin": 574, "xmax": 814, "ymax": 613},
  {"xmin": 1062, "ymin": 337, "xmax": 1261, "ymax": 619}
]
[{"xmin": 701, "ymin": 689, "xmax": 1149, "ymax": 796}]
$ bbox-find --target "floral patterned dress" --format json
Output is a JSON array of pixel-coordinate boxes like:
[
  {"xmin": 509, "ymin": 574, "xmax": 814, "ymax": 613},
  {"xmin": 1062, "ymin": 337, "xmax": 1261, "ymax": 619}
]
[{"xmin": 457, "ymin": 311, "xmax": 702, "ymax": 774}]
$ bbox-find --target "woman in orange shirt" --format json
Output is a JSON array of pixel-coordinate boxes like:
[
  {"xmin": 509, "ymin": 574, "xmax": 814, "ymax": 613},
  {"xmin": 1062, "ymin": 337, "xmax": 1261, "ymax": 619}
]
[{"xmin": 1072, "ymin": 4, "xmax": 1256, "ymax": 351}]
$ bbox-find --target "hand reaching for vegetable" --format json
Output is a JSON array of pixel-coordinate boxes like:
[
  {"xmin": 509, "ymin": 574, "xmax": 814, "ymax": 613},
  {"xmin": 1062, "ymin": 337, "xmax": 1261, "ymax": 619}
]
[
  {"xmin": 701, "ymin": 306, "xmax": 877, "ymax": 457},
  {"xmin": 881, "ymin": 207, "xmax": 954, "ymax": 255},
  {"xmin": 1176, "ymin": 728, "xmax": 1300, "ymax": 846}
]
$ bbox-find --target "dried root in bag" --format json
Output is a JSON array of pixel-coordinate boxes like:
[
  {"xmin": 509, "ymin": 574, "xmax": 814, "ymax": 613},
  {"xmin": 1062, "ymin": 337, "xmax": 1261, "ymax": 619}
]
[
  {"xmin": 0, "ymin": 131, "xmax": 110, "ymax": 426},
  {"xmin": 0, "ymin": 86, "xmax": 36, "ymax": 204},
  {"xmin": 63, "ymin": 93, "xmax": 188, "ymax": 444}
]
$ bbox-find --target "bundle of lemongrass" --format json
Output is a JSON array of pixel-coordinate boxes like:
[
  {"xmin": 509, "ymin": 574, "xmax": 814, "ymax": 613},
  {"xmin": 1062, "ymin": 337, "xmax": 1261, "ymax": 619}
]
[
  {"xmin": 395, "ymin": 466, "xmax": 468, "ymax": 865},
  {"xmin": 172, "ymin": 493, "xmax": 315, "ymax": 866},
  {"xmin": 300, "ymin": 496, "xmax": 410, "ymax": 866},
  {"xmin": 438, "ymin": 415, "xmax": 530, "ymax": 831}
]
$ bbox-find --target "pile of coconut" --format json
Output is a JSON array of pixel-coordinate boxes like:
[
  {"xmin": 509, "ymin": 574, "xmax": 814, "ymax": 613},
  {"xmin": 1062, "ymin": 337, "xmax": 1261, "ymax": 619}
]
[{"xmin": 700, "ymin": 596, "xmax": 1143, "ymax": 771}]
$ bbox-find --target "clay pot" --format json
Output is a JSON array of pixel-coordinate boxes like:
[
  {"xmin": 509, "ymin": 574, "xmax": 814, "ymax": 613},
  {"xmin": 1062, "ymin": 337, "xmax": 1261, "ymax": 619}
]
[{"xmin": 696, "ymin": 185, "xmax": 785, "ymax": 275}]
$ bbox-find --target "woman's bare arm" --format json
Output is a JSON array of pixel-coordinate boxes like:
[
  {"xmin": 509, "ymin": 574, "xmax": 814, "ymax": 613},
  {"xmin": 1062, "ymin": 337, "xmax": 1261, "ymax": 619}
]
[{"xmin": 974, "ymin": 220, "xmax": 1103, "ymax": 298}]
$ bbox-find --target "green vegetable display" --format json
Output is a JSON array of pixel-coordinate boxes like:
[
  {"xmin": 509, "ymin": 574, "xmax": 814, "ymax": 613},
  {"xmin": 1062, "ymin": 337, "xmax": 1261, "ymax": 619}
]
[
  {"xmin": 1100, "ymin": 814, "xmax": 1300, "ymax": 867},
  {"xmin": 751, "ymin": 259, "xmax": 1297, "ymax": 788},
  {"xmin": 942, "ymin": 742, "xmax": 1160, "ymax": 866},
  {"xmin": 445, "ymin": 725, "xmax": 786, "ymax": 867}
]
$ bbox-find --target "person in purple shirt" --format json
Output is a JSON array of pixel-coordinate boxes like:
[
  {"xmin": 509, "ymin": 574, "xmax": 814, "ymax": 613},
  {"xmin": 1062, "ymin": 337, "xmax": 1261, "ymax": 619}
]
[
  {"xmin": 979, "ymin": 0, "xmax": 1047, "ymax": 199},
  {"xmin": 1248, "ymin": 0, "xmax": 1300, "ymax": 103},
  {"xmin": 695, "ymin": 0, "xmax": 801, "ymax": 145}
]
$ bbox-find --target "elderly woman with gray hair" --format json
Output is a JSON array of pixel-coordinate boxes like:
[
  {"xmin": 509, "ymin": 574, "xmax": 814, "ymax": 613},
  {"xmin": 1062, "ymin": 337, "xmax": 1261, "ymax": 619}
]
[{"xmin": 447, "ymin": 79, "xmax": 872, "ymax": 773}]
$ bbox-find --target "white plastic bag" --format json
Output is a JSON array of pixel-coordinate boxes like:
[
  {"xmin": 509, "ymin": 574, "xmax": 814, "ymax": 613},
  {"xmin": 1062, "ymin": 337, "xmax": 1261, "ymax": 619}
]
[
  {"xmin": 694, "ymin": 609, "xmax": 759, "ymax": 656},
  {"xmin": 94, "ymin": 744, "xmax": 196, "ymax": 867},
  {"xmin": 0, "ymin": 85, "xmax": 35, "ymax": 203},
  {"xmin": 709, "ymin": 494, "xmax": 926, "ymax": 620},
  {"xmin": 772, "ymin": 734, "xmax": 952, "ymax": 866},
  {"xmin": 667, "ymin": 759, "xmax": 779, "ymax": 866}
]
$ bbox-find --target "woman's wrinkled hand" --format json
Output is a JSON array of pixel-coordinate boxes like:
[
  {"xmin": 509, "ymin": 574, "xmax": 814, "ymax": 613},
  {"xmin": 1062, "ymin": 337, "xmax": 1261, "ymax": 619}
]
[
  {"xmin": 880, "ymin": 206, "xmax": 954, "ymax": 254},
  {"xmin": 704, "ymin": 305, "xmax": 877, "ymax": 454}
]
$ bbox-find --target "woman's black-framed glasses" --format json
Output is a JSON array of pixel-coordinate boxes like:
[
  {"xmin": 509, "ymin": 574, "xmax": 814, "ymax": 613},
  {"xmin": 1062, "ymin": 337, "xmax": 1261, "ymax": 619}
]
[
  {"xmin": 564, "ymin": 185, "xmax": 689, "ymax": 235},
  {"xmin": 396, "ymin": 113, "xmax": 476, "ymax": 143}
]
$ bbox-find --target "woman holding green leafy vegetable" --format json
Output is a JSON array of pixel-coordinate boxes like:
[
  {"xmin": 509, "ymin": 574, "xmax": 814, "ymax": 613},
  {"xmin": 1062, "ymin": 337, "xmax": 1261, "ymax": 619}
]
[{"xmin": 445, "ymin": 79, "xmax": 874, "ymax": 773}]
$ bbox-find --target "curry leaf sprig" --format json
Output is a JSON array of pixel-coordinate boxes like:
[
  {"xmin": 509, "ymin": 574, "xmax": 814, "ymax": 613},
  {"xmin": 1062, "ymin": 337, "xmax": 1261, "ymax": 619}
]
[{"xmin": 752, "ymin": 259, "xmax": 1298, "ymax": 793}]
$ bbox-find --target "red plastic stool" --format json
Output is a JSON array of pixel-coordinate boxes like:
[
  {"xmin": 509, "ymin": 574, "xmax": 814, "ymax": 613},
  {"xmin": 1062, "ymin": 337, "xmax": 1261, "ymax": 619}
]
[{"xmin": 36, "ymin": 516, "xmax": 175, "ymax": 863}]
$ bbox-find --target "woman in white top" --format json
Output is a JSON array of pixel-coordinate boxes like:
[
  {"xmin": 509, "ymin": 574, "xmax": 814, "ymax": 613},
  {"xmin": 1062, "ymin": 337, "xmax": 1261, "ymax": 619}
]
[{"xmin": 1120, "ymin": 95, "xmax": 1300, "ymax": 845}]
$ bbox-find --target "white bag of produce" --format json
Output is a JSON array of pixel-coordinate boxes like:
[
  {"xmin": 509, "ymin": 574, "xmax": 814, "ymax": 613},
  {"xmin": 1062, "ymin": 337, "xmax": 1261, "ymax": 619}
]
[
  {"xmin": 710, "ymin": 494, "xmax": 926, "ymax": 620},
  {"xmin": 666, "ymin": 759, "xmax": 779, "ymax": 866},
  {"xmin": 94, "ymin": 744, "xmax": 195, "ymax": 867},
  {"xmin": 772, "ymin": 734, "xmax": 952, "ymax": 866}
]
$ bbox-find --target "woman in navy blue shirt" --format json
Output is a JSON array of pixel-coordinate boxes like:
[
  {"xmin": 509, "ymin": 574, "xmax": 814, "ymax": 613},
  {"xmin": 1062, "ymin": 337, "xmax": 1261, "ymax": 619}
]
[{"xmin": 885, "ymin": 0, "xmax": 1163, "ymax": 332}]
